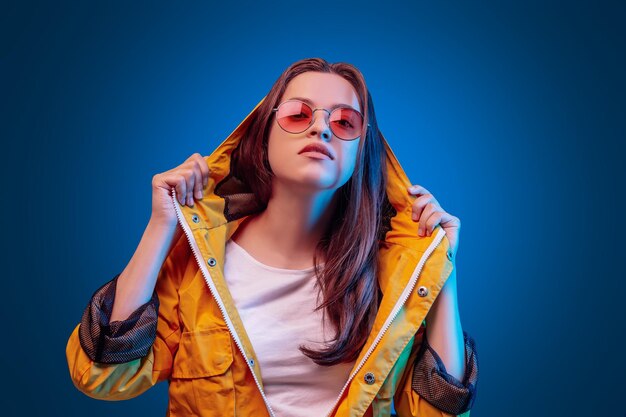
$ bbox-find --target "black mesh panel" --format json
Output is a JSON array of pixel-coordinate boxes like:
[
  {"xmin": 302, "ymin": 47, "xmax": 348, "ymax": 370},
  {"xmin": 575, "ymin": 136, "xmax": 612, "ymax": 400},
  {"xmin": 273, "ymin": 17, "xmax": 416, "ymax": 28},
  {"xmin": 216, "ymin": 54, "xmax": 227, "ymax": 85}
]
[
  {"xmin": 78, "ymin": 273, "xmax": 160, "ymax": 364},
  {"xmin": 412, "ymin": 330, "xmax": 479, "ymax": 414}
]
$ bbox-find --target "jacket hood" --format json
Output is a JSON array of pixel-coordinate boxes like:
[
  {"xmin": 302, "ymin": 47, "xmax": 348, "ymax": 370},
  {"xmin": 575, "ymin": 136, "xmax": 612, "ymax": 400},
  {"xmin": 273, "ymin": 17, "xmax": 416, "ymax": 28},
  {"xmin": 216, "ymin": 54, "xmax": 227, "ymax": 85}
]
[{"xmin": 185, "ymin": 94, "xmax": 454, "ymax": 295}]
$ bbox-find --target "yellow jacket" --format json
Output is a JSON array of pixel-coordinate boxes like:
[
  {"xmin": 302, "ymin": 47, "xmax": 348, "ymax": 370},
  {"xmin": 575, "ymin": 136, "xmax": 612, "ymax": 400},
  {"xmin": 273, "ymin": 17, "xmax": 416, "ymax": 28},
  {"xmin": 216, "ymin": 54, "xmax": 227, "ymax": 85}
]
[{"xmin": 66, "ymin": 95, "xmax": 478, "ymax": 417}]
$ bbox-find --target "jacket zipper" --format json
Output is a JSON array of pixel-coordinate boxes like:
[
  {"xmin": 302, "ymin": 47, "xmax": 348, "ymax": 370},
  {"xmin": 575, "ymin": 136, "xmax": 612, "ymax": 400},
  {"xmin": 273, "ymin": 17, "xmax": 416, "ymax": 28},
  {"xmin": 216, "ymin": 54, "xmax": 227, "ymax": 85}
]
[
  {"xmin": 324, "ymin": 227, "xmax": 447, "ymax": 417},
  {"xmin": 170, "ymin": 189, "xmax": 278, "ymax": 417}
]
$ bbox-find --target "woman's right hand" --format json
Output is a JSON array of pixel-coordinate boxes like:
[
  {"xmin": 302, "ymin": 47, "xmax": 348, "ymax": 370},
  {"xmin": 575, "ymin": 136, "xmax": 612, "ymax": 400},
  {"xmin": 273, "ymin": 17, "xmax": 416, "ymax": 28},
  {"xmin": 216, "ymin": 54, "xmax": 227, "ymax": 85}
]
[{"xmin": 150, "ymin": 153, "xmax": 210, "ymax": 228}]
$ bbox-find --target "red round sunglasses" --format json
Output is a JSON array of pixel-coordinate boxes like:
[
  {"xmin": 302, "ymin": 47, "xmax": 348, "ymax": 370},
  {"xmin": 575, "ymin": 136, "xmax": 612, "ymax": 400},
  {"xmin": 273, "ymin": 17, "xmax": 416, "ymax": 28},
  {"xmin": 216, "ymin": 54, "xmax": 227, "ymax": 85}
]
[{"xmin": 272, "ymin": 99, "xmax": 369, "ymax": 140}]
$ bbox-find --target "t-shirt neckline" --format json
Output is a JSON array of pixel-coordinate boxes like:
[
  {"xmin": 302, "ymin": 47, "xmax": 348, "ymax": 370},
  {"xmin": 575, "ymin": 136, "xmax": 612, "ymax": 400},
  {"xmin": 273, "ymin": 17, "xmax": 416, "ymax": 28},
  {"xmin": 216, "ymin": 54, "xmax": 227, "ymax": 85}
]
[{"xmin": 227, "ymin": 238, "xmax": 324, "ymax": 274}]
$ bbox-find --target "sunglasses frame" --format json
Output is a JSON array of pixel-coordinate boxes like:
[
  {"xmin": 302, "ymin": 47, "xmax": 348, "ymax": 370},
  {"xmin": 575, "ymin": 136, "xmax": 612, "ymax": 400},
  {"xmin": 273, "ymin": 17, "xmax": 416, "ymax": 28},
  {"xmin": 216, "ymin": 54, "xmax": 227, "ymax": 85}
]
[{"xmin": 271, "ymin": 99, "xmax": 370, "ymax": 141}]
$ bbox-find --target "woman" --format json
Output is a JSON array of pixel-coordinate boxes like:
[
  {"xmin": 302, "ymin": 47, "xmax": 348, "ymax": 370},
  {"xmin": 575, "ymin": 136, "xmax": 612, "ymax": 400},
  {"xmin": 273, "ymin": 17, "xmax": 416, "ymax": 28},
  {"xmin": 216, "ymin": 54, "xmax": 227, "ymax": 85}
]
[{"xmin": 66, "ymin": 57, "xmax": 478, "ymax": 417}]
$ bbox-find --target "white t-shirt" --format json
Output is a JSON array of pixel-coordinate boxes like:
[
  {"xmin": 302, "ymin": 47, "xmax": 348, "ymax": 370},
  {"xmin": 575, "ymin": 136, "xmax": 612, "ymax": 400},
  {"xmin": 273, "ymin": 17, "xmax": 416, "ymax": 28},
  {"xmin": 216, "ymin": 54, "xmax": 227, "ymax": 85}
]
[{"xmin": 223, "ymin": 238, "xmax": 356, "ymax": 417}]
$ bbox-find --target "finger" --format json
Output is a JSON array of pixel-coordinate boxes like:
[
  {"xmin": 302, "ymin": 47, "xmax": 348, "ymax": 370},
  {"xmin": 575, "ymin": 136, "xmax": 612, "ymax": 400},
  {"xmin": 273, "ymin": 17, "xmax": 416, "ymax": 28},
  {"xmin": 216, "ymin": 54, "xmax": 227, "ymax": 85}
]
[
  {"xmin": 411, "ymin": 194, "xmax": 434, "ymax": 222},
  {"xmin": 418, "ymin": 203, "xmax": 436, "ymax": 236},
  {"xmin": 173, "ymin": 174, "xmax": 186, "ymax": 205},
  {"xmin": 407, "ymin": 184, "xmax": 430, "ymax": 196},
  {"xmin": 440, "ymin": 212, "xmax": 460, "ymax": 229},
  {"xmin": 425, "ymin": 211, "xmax": 444, "ymax": 236},
  {"xmin": 194, "ymin": 154, "xmax": 210, "ymax": 189},
  {"xmin": 184, "ymin": 169, "xmax": 195, "ymax": 206},
  {"xmin": 175, "ymin": 168, "xmax": 194, "ymax": 206},
  {"xmin": 191, "ymin": 159, "xmax": 204, "ymax": 200}
]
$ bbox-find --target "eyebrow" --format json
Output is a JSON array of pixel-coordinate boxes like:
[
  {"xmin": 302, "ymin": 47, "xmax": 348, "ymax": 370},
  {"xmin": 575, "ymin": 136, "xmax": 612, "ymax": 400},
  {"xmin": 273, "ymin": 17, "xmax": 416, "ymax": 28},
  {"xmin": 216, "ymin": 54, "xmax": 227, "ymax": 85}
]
[{"xmin": 286, "ymin": 96, "xmax": 358, "ymax": 112}]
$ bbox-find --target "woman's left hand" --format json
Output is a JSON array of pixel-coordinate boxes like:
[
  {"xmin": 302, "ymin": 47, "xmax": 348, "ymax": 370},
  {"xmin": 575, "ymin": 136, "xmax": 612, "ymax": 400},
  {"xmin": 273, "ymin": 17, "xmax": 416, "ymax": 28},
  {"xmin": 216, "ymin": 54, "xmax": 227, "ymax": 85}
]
[{"xmin": 407, "ymin": 184, "xmax": 461, "ymax": 259}]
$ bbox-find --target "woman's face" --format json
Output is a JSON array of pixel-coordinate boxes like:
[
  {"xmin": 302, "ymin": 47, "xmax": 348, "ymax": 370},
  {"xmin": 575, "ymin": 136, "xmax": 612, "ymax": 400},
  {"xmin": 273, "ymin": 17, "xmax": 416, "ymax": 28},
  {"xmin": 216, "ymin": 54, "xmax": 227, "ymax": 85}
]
[{"xmin": 267, "ymin": 71, "xmax": 362, "ymax": 193}]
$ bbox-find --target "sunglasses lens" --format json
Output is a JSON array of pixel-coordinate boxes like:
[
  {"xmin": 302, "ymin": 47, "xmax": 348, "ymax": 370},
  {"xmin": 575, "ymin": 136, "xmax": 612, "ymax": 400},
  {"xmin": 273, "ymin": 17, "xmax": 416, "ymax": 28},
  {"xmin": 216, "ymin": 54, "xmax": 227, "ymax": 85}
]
[
  {"xmin": 276, "ymin": 101, "xmax": 313, "ymax": 133},
  {"xmin": 275, "ymin": 100, "xmax": 364, "ymax": 140},
  {"xmin": 329, "ymin": 108, "xmax": 363, "ymax": 140}
]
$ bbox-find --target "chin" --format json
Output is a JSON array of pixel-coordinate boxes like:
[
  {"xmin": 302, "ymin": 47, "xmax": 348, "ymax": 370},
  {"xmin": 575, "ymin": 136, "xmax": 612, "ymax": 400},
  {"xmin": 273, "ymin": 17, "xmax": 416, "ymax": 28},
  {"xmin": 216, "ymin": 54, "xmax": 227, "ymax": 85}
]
[{"xmin": 276, "ymin": 173, "xmax": 339, "ymax": 191}]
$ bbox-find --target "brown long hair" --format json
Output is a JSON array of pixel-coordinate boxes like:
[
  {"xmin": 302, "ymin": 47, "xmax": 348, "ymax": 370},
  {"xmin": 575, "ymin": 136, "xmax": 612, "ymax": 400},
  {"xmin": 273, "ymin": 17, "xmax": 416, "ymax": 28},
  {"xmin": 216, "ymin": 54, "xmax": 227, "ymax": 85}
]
[{"xmin": 231, "ymin": 57, "xmax": 388, "ymax": 366}]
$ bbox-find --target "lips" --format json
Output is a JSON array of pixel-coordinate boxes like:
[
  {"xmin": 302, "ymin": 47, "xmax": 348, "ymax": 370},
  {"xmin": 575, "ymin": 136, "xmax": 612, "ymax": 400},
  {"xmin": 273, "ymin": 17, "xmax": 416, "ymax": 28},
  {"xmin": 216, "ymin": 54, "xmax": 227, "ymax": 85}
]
[{"xmin": 298, "ymin": 143, "xmax": 334, "ymax": 160}]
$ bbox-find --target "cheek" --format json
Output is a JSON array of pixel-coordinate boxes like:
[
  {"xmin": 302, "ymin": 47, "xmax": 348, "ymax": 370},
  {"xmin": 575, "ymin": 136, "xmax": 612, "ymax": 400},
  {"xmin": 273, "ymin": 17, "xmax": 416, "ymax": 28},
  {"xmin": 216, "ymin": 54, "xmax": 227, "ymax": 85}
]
[
  {"xmin": 332, "ymin": 142, "xmax": 360, "ymax": 185},
  {"xmin": 266, "ymin": 131, "xmax": 295, "ymax": 173},
  {"xmin": 340, "ymin": 143, "xmax": 360, "ymax": 175}
]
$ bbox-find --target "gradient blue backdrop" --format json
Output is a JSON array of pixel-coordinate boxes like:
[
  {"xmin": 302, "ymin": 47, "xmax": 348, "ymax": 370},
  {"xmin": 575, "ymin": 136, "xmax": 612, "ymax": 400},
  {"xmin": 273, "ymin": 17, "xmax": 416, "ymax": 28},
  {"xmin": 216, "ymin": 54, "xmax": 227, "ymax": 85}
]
[{"xmin": 2, "ymin": 1, "xmax": 624, "ymax": 416}]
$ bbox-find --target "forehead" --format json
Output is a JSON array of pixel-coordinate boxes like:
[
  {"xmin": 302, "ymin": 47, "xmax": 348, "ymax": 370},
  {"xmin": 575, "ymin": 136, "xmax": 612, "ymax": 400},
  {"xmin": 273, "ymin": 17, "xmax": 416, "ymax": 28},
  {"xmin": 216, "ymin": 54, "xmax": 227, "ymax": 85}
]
[{"xmin": 283, "ymin": 72, "xmax": 361, "ymax": 112}]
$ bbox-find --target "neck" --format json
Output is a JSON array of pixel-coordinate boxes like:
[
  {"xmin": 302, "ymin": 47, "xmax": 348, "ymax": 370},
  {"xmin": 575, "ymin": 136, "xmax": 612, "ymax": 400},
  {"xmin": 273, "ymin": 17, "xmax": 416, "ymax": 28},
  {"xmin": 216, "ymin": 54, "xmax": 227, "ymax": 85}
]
[{"xmin": 243, "ymin": 179, "xmax": 338, "ymax": 264}]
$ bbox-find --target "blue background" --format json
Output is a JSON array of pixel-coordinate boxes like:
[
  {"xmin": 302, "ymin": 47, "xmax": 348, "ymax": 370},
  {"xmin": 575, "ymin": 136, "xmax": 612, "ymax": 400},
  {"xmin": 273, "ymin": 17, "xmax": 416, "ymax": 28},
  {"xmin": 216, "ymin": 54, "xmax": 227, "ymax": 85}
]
[{"xmin": 2, "ymin": 1, "xmax": 624, "ymax": 416}]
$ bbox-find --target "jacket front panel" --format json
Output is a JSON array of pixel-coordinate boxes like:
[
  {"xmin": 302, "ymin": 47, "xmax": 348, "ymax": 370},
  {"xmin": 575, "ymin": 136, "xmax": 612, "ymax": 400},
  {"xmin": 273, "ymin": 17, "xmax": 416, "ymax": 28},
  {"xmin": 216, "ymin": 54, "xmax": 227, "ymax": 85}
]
[{"xmin": 66, "ymin": 95, "xmax": 474, "ymax": 417}]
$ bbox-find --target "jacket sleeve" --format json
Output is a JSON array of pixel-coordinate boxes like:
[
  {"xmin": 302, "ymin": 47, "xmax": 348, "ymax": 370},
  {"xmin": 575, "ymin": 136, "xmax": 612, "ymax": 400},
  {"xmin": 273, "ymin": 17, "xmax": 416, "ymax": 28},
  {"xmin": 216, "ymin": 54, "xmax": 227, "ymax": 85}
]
[
  {"xmin": 65, "ymin": 234, "xmax": 190, "ymax": 400},
  {"xmin": 393, "ymin": 326, "xmax": 479, "ymax": 417}
]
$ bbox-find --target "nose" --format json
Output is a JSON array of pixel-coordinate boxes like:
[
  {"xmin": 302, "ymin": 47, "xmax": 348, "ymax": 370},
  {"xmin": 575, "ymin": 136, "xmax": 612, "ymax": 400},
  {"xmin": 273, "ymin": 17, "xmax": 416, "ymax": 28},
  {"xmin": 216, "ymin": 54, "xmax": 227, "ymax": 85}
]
[{"xmin": 307, "ymin": 109, "xmax": 332, "ymax": 141}]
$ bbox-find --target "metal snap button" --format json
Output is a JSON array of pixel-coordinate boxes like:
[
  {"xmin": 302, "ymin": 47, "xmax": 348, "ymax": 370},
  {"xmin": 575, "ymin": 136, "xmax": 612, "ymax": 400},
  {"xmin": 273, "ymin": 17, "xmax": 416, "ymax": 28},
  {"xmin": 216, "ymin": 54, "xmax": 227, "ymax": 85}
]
[
  {"xmin": 207, "ymin": 258, "xmax": 217, "ymax": 267},
  {"xmin": 192, "ymin": 214, "xmax": 199, "ymax": 223},
  {"xmin": 417, "ymin": 286, "xmax": 429, "ymax": 297},
  {"xmin": 364, "ymin": 372, "xmax": 375, "ymax": 385},
  {"xmin": 446, "ymin": 250, "xmax": 454, "ymax": 261},
  {"xmin": 249, "ymin": 358, "xmax": 255, "ymax": 366}
]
